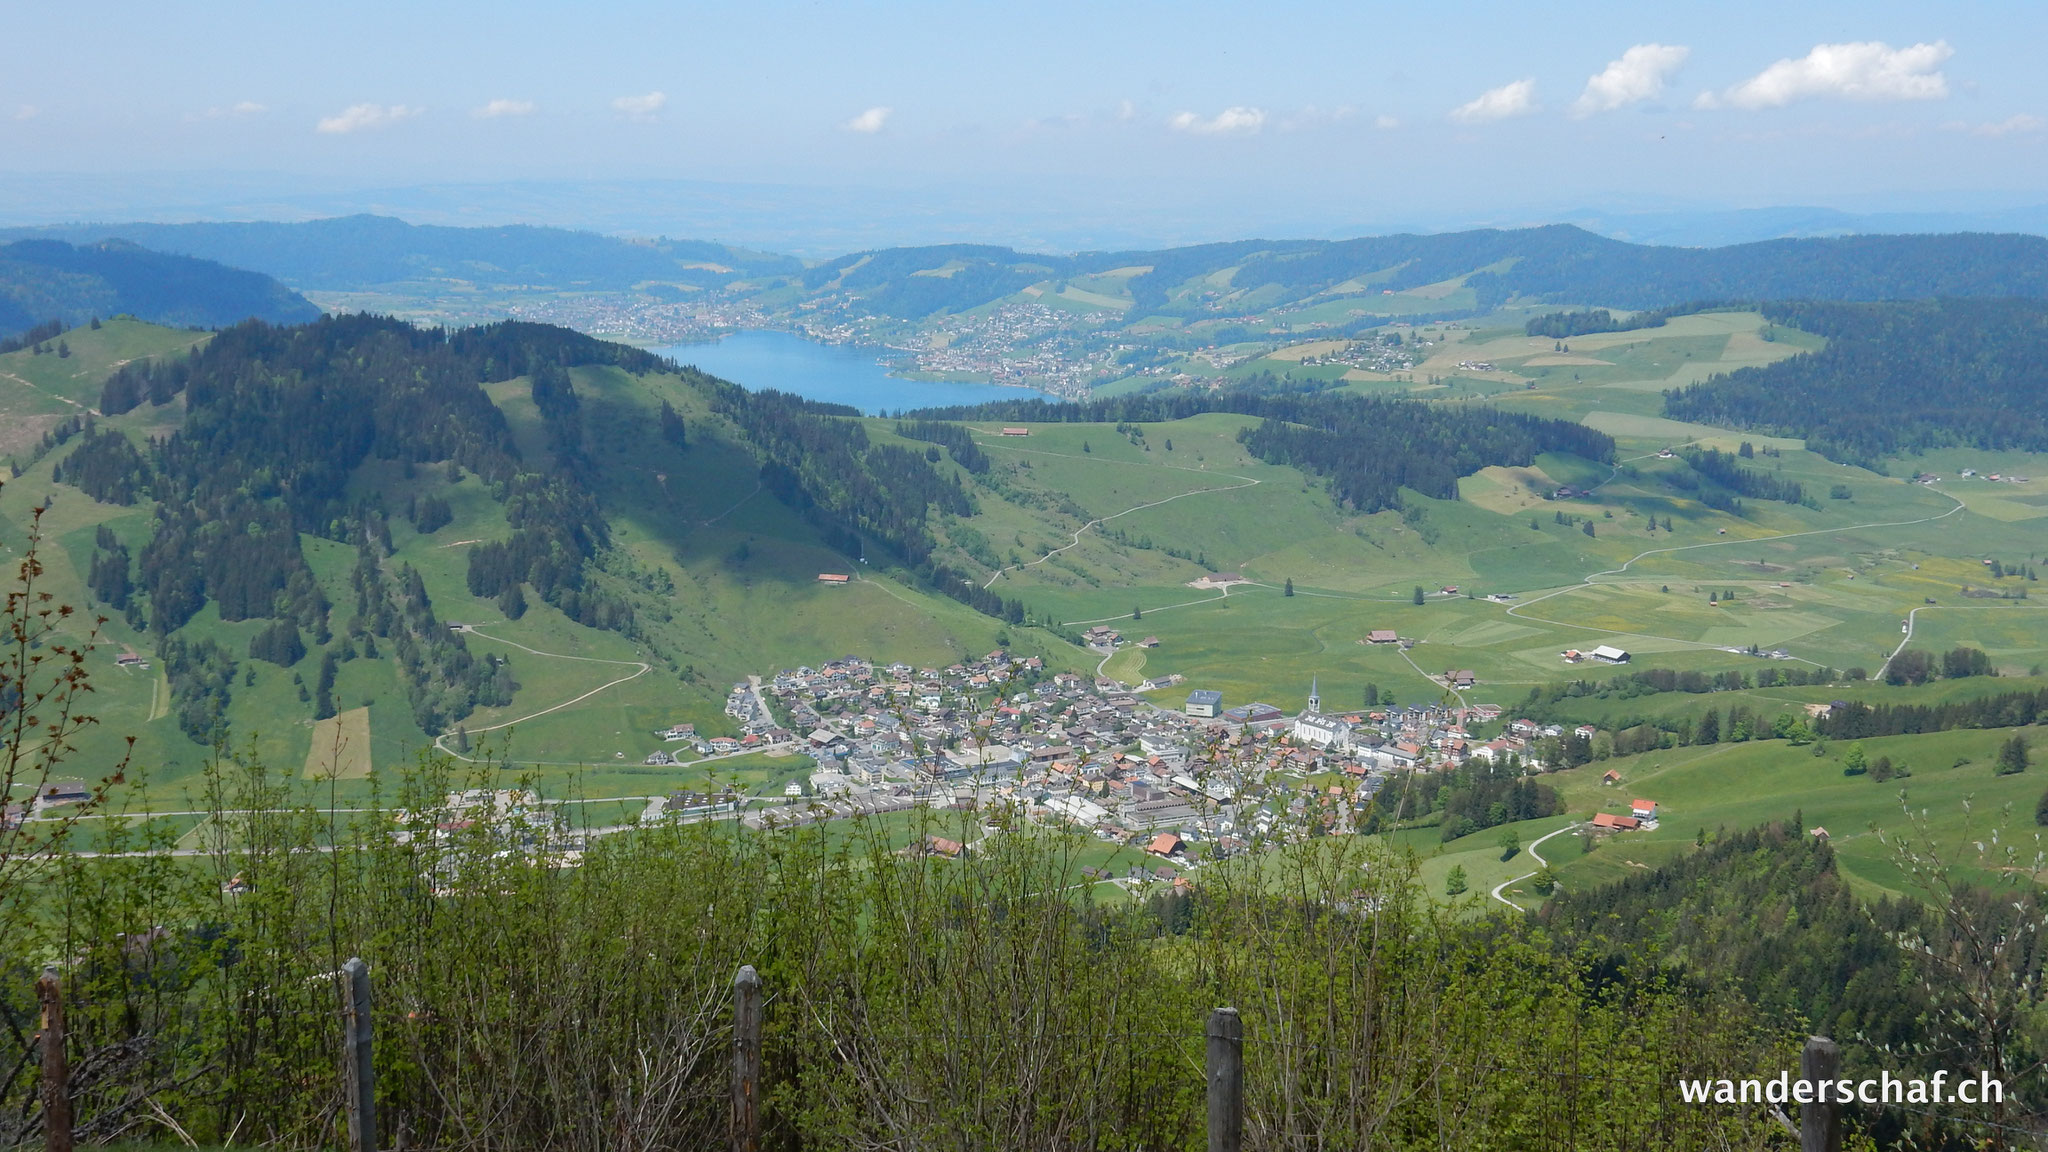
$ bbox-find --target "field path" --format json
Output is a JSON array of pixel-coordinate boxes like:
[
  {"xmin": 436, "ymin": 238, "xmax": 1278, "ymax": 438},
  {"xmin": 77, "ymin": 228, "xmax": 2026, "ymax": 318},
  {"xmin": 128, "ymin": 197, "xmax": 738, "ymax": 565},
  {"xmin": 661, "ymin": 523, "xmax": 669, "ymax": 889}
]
[
  {"xmin": 1501, "ymin": 489, "xmax": 1968, "ymax": 661},
  {"xmin": 972, "ymin": 439, "xmax": 1261, "ymax": 590},
  {"xmin": 433, "ymin": 626, "xmax": 650, "ymax": 760},
  {"xmin": 1489, "ymin": 822, "xmax": 1578, "ymax": 910}
]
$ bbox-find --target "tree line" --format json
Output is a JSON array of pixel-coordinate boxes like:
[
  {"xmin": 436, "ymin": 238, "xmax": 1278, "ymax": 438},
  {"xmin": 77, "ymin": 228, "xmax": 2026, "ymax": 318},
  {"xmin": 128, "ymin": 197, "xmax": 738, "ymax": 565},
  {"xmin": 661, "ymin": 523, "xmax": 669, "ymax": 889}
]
[{"xmin": 1664, "ymin": 298, "xmax": 2048, "ymax": 465}]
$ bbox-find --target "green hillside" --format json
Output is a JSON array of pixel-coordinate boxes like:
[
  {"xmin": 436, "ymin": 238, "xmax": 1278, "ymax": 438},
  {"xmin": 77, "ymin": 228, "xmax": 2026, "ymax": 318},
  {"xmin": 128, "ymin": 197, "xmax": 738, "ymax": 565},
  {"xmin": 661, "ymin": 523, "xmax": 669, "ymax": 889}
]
[
  {"xmin": 8, "ymin": 308, "xmax": 2046, "ymax": 829},
  {"xmin": 0, "ymin": 238, "xmax": 321, "ymax": 335}
]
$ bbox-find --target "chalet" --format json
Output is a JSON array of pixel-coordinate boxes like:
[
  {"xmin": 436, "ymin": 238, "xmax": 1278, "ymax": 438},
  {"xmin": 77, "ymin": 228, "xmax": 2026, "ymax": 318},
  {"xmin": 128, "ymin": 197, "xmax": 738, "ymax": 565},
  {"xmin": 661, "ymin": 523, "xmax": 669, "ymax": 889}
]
[
  {"xmin": 1630, "ymin": 799, "xmax": 1658, "ymax": 821},
  {"xmin": 1809, "ymin": 826, "xmax": 1830, "ymax": 841},
  {"xmin": 115, "ymin": 650, "xmax": 145, "ymax": 667},
  {"xmin": 1590, "ymin": 812, "xmax": 1640, "ymax": 832},
  {"xmin": 922, "ymin": 835, "xmax": 965, "ymax": 858},
  {"xmin": 1447, "ymin": 670, "xmax": 1476, "ymax": 688},
  {"xmin": 816, "ymin": 573, "xmax": 851, "ymax": 585},
  {"xmin": 1574, "ymin": 725, "xmax": 1598, "ymax": 739},
  {"xmin": 1601, "ymin": 769, "xmax": 1621, "ymax": 785},
  {"xmin": 659, "ymin": 723, "xmax": 697, "ymax": 741},
  {"xmin": 1508, "ymin": 719, "xmax": 1540, "ymax": 737},
  {"xmin": 1560, "ymin": 649, "xmax": 1585, "ymax": 664},
  {"xmin": 1137, "ymin": 636, "xmax": 1161, "ymax": 648},
  {"xmin": 999, "ymin": 427, "xmax": 1031, "ymax": 436},
  {"xmin": 1590, "ymin": 645, "xmax": 1631, "ymax": 665},
  {"xmin": 1185, "ymin": 689, "xmax": 1223, "ymax": 718},
  {"xmin": 1146, "ymin": 832, "xmax": 1186, "ymax": 858},
  {"xmin": 1367, "ymin": 629, "xmax": 1400, "ymax": 644}
]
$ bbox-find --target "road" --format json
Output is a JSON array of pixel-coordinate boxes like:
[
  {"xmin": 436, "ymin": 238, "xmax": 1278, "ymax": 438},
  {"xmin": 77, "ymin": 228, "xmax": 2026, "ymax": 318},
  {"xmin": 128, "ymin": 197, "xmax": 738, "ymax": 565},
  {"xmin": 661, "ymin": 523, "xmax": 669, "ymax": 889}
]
[{"xmin": 1489, "ymin": 822, "xmax": 1580, "ymax": 910}]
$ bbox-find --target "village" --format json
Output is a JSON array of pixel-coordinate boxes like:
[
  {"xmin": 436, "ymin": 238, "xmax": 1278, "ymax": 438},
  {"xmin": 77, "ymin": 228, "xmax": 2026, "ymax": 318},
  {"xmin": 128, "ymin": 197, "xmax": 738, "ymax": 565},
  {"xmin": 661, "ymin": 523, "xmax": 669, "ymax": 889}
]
[{"xmin": 619, "ymin": 646, "xmax": 1640, "ymax": 870}]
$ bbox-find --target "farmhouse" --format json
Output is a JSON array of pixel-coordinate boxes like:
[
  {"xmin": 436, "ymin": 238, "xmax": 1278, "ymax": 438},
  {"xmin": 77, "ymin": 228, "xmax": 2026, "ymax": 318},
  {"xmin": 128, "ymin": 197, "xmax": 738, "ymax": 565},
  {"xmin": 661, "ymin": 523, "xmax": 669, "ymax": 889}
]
[
  {"xmin": 1446, "ymin": 670, "xmax": 1475, "ymax": 688},
  {"xmin": 1367, "ymin": 629, "xmax": 1399, "ymax": 644},
  {"xmin": 1000, "ymin": 427, "xmax": 1030, "ymax": 436},
  {"xmin": 1590, "ymin": 812, "xmax": 1641, "ymax": 832},
  {"xmin": 1146, "ymin": 832, "xmax": 1185, "ymax": 858},
  {"xmin": 816, "ymin": 573, "xmax": 851, "ymax": 584},
  {"xmin": 1591, "ymin": 645, "xmax": 1632, "ymax": 664},
  {"xmin": 1631, "ymin": 799, "xmax": 1659, "ymax": 821},
  {"xmin": 1185, "ymin": 689, "xmax": 1223, "ymax": 718}
]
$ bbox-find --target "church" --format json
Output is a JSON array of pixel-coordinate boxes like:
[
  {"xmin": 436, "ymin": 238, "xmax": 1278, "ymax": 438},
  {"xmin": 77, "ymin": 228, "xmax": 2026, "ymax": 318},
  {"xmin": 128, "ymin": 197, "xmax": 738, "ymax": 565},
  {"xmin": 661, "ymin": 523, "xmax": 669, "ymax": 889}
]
[{"xmin": 1290, "ymin": 677, "xmax": 1352, "ymax": 750}]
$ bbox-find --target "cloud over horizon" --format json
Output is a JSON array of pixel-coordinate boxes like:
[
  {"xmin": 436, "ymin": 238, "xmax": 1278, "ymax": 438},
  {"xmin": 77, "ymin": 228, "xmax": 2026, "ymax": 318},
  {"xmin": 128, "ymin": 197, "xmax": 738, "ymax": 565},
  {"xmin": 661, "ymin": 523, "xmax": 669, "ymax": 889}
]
[
  {"xmin": 844, "ymin": 106, "xmax": 891, "ymax": 133},
  {"xmin": 474, "ymin": 98, "xmax": 536, "ymax": 119},
  {"xmin": 1699, "ymin": 41, "xmax": 1953, "ymax": 109},
  {"xmin": 1450, "ymin": 79, "xmax": 1537, "ymax": 123},
  {"xmin": 1574, "ymin": 44, "xmax": 1689, "ymax": 116},
  {"xmin": 612, "ymin": 91, "xmax": 667, "ymax": 120},
  {"xmin": 1168, "ymin": 106, "xmax": 1266, "ymax": 135},
  {"xmin": 315, "ymin": 103, "xmax": 421, "ymax": 134}
]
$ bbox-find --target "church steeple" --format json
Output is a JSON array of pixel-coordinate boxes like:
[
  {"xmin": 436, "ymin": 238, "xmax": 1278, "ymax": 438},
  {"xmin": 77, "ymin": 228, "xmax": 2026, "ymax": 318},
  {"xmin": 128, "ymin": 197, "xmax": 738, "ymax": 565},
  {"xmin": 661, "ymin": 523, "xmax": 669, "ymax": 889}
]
[{"xmin": 1307, "ymin": 675, "xmax": 1320, "ymax": 715}]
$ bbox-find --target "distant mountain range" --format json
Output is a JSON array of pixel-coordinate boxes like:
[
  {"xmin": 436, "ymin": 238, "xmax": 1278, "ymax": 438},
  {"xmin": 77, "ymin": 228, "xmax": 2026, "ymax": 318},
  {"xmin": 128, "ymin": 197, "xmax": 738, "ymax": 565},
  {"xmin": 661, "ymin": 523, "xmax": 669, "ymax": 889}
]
[
  {"xmin": 0, "ymin": 215, "xmax": 798, "ymax": 295},
  {"xmin": 0, "ymin": 238, "xmax": 321, "ymax": 336},
  {"xmin": 8, "ymin": 218, "xmax": 2048, "ymax": 327}
]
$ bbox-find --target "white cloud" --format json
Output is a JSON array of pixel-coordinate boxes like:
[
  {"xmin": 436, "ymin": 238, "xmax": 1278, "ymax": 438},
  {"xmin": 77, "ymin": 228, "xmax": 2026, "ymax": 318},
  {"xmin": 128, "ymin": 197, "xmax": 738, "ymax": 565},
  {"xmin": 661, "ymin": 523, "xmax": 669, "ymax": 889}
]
[
  {"xmin": 474, "ymin": 98, "xmax": 536, "ymax": 119},
  {"xmin": 14, "ymin": 105, "xmax": 39, "ymax": 121},
  {"xmin": 1116, "ymin": 99, "xmax": 1137, "ymax": 122},
  {"xmin": 1950, "ymin": 113, "xmax": 2045, "ymax": 137},
  {"xmin": 315, "ymin": 103, "xmax": 421, "ymax": 134},
  {"xmin": 200, "ymin": 100, "xmax": 266, "ymax": 119},
  {"xmin": 1698, "ymin": 41, "xmax": 1953, "ymax": 110},
  {"xmin": 1168, "ymin": 106, "xmax": 1266, "ymax": 135},
  {"xmin": 1375, "ymin": 114, "xmax": 1400, "ymax": 130},
  {"xmin": 1450, "ymin": 79, "xmax": 1538, "ymax": 123},
  {"xmin": 1573, "ymin": 44, "xmax": 1689, "ymax": 116},
  {"xmin": 612, "ymin": 91, "xmax": 667, "ymax": 120},
  {"xmin": 844, "ymin": 106, "xmax": 891, "ymax": 133}
]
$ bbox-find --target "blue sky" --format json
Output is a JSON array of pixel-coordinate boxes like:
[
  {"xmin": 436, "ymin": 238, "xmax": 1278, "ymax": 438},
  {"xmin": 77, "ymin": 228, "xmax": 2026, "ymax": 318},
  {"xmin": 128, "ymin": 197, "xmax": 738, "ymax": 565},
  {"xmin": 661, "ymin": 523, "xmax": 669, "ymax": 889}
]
[{"xmin": 5, "ymin": 1, "xmax": 2046, "ymax": 244}]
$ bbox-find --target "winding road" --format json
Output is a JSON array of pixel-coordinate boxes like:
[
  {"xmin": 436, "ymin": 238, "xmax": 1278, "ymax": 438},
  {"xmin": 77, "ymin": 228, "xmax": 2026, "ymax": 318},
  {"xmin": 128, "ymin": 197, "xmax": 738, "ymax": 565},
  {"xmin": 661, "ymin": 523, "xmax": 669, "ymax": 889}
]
[
  {"xmin": 1490, "ymin": 822, "xmax": 1580, "ymax": 910},
  {"xmin": 432, "ymin": 626, "xmax": 651, "ymax": 762}
]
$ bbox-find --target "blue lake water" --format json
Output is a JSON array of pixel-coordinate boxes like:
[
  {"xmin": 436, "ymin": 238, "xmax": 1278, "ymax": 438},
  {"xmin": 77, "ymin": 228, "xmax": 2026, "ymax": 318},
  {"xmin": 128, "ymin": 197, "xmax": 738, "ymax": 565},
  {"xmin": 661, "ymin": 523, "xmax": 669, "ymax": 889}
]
[{"xmin": 653, "ymin": 330, "xmax": 1053, "ymax": 415}]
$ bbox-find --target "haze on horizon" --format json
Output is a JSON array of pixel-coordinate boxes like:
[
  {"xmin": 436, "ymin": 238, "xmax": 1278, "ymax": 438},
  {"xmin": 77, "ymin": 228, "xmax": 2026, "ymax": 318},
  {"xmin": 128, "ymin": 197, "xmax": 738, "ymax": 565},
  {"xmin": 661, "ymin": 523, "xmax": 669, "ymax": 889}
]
[{"xmin": 5, "ymin": 0, "xmax": 2048, "ymax": 252}]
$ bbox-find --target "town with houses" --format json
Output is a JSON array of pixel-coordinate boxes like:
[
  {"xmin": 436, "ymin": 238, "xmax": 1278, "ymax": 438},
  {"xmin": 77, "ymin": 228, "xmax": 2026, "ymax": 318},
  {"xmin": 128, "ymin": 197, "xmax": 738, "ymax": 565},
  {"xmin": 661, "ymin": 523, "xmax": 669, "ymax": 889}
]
[{"xmin": 620, "ymin": 644, "xmax": 1644, "ymax": 871}]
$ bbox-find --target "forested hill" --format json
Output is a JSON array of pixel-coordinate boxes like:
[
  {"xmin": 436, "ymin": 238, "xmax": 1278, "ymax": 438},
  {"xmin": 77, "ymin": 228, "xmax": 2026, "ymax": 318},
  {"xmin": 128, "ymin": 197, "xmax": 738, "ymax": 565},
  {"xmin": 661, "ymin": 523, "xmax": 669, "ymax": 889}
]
[
  {"xmin": 1662, "ymin": 298, "xmax": 2048, "ymax": 464},
  {"xmin": 0, "ymin": 239, "xmax": 320, "ymax": 335},
  {"xmin": 11, "ymin": 218, "xmax": 2048, "ymax": 323},
  {"xmin": 0, "ymin": 215, "xmax": 800, "ymax": 293},
  {"xmin": 801, "ymin": 227, "xmax": 2048, "ymax": 318}
]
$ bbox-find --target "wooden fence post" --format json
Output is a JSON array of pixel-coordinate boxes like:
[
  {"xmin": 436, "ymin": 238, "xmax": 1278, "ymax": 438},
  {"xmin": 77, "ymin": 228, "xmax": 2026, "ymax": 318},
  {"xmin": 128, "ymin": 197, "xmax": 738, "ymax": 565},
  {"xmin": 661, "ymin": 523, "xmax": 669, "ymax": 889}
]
[
  {"xmin": 1801, "ymin": 1035, "xmax": 1841, "ymax": 1152},
  {"xmin": 37, "ymin": 966, "xmax": 70, "ymax": 1152},
  {"xmin": 732, "ymin": 965, "xmax": 762, "ymax": 1152},
  {"xmin": 1207, "ymin": 1007, "xmax": 1242, "ymax": 1152},
  {"xmin": 341, "ymin": 957, "xmax": 376, "ymax": 1152}
]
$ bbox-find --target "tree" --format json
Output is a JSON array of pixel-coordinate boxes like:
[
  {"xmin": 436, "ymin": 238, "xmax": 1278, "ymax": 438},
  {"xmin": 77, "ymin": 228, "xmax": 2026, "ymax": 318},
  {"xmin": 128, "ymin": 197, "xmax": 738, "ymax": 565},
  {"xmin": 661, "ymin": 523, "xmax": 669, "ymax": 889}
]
[
  {"xmin": 1582, "ymin": 520, "xmax": 1595, "ymax": 537},
  {"xmin": 1445, "ymin": 865, "xmax": 1468, "ymax": 896},
  {"xmin": 1498, "ymin": 827, "xmax": 1520, "ymax": 861},
  {"xmin": 1842, "ymin": 743, "xmax": 1868, "ymax": 776},
  {"xmin": 497, "ymin": 582, "xmax": 528, "ymax": 620},
  {"xmin": 2036, "ymin": 784, "xmax": 2048, "ymax": 827},
  {"xmin": 1694, "ymin": 709, "xmax": 1720, "ymax": 745},
  {"xmin": 0, "ymin": 494, "xmax": 130, "ymax": 938},
  {"xmin": 1131, "ymin": 605, "xmax": 1142, "ymax": 621},
  {"xmin": 1531, "ymin": 865, "xmax": 1558, "ymax": 895},
  {"xmin": 1996, "ymin": 735, "xmax": 2030, "ymax": 777},
  {"xmin": 1283, "ymin": 578, "xmax": 1294, "ymax": 597},
  {"xmin": 1412, "ymin": 586, "xmax": 1425, "ymax": 606}
]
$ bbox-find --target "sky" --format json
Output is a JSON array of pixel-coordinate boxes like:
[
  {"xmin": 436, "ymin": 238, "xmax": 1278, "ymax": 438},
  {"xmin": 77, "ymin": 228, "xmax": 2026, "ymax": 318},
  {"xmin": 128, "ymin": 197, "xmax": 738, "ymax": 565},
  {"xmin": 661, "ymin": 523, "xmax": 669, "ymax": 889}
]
[{"xmin": 5, "ymin": 1, "xmax": 2048, "ymax": 250}]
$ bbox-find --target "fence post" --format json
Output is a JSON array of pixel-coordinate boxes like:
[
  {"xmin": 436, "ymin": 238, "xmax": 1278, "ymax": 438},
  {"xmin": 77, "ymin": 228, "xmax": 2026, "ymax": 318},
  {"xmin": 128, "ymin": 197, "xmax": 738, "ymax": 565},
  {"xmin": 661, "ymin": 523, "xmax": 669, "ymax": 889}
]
[
  {"xmin": 341, "ymin": 957, "xmax": 376, "ymax": 1152},
  {"xmin": 1207, "ymin": 1007, "xmax": 1242, "ymax": 1152},
  {"xmin": 732, "ymin": 965, "xmax": 762, "ymax": 1152},
  {"xmin": 37, "ymin": 966, "xmax": 70, "ymax": 1152},
  {"xmin": 1800, "ymin": 1035, "xmax": 1841, "ymax": 1152}
]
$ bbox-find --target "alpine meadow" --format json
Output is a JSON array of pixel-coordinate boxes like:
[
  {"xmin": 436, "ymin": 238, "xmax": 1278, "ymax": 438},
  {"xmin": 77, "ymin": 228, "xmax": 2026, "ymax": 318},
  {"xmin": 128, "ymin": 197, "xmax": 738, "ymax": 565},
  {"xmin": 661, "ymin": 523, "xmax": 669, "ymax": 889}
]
[{"xmin": 9, "ymin": 6, "xmax": 2048, "ymax": 1151}]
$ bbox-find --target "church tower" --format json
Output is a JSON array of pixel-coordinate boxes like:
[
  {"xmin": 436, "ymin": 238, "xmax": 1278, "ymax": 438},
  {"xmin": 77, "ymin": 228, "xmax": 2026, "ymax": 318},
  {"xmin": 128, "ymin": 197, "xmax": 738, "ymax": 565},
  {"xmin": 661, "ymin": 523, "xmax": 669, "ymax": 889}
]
[{"xmin": 1306, "ymin": 675, "xmax": 1320, "ymax": 716}]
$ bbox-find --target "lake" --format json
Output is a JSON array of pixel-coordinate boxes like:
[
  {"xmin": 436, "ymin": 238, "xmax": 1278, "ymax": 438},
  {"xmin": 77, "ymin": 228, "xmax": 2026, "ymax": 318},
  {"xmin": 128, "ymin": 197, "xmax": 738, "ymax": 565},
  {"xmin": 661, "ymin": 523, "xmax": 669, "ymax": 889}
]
[{"xmin": 652, "ymin": 330, "xmax": 1053, "ymax": 415}]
